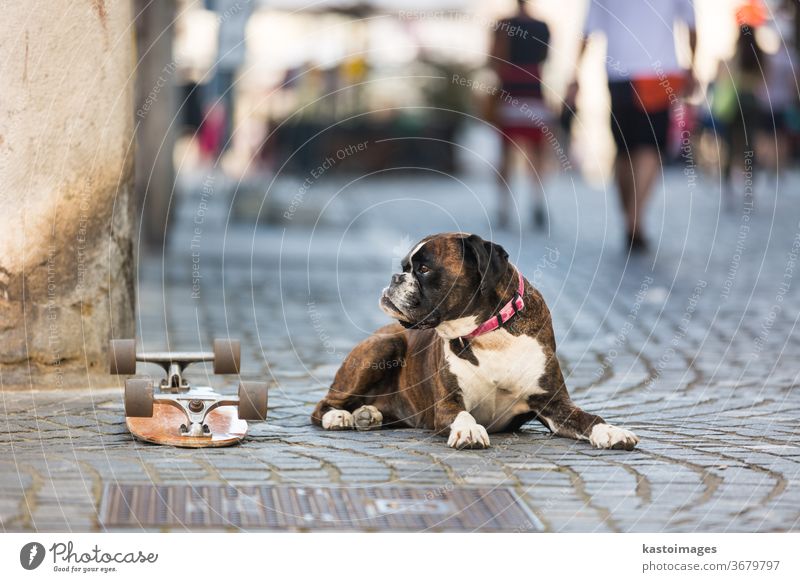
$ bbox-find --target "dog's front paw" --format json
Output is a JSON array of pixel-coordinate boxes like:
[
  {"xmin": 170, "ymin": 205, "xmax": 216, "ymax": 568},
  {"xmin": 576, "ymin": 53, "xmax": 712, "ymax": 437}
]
[
  {"xmin": 352, "ymin": 405, "xmax": 383, "ymax": 431},
  {"xmin": 447, "ymin": 412, "xmax": 490, "ymax": 449},
  {"xmin": 589, "ymin": 423, "xmax": 639, "ymax": 450},
  {"xmin": 321, "ymin": 409, "xmax": 354, "ymax": 430}
]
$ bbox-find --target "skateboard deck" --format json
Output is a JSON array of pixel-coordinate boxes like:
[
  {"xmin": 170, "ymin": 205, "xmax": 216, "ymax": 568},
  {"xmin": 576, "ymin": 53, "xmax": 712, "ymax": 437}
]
[{"xmin": 126, "ymin": 402, "xmax": 248, "ymax": 448}]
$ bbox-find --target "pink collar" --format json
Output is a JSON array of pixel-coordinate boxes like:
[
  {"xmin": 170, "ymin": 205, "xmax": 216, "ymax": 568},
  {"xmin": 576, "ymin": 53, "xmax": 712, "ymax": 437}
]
[{"xmin": 461, "ymin": 270, "xmax": 525, "ymax": 341}]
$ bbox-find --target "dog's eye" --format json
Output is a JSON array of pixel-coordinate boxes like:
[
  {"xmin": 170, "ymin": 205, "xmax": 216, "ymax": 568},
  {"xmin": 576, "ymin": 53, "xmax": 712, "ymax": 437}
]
[{"xmin": 417, "ymin": 265, "xmax": 430, "ymax": 274}]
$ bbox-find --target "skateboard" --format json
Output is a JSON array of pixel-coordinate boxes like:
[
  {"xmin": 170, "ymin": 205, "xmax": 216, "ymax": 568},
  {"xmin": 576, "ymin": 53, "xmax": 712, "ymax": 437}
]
[{"xmin": 109, "ymin": 338, "xmax": 268, "ymax": 448}]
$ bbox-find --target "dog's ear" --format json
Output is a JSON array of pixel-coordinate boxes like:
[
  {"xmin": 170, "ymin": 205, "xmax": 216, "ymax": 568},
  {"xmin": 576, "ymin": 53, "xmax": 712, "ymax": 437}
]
[{"xmin": 462, "ymin": 234, "xmax": 510, "ymax": 295}]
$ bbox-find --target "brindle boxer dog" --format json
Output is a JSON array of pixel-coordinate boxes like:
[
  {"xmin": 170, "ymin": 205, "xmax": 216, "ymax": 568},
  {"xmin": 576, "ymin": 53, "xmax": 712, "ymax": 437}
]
[{"xmin": 312, "ymin": 233, "xmax": 639, "ymax": 450}]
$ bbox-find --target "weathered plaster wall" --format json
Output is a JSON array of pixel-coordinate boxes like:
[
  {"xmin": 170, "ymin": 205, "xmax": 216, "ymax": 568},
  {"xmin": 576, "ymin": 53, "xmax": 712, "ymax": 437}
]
[{"xmin": 0, "ymin": 1, "xmax": 136, "ymax": 388}]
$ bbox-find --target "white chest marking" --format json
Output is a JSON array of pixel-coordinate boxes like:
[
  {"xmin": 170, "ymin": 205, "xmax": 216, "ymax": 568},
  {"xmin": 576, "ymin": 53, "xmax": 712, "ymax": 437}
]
[
  {"xmin": 435, "ymin": 316, "xmax": 478, "ymax": 339},
  {"xmin": 443, "ymin": 329, "xmax": 548, "ymax": 431}
]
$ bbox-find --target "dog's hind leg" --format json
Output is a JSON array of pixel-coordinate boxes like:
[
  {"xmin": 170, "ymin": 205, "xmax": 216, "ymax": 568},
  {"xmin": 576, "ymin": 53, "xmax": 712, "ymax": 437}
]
[{"xmin": 311, "ymin": 324, "xmax": 405, "ymax": 431}]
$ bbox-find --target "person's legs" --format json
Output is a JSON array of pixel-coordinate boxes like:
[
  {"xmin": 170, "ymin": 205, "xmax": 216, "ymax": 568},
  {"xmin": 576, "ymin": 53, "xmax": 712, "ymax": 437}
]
[
  {"xmin": 609, "ymin": 81, "xmax": 645, "ymax": 248},
  {"xmin": 775, "ymin": 128, "xmax": 789, "ymax": 180},
  {"xmin": 497, "ymin": 138, "xmax": 513, "ymax": 229},
  {"xmin": 525, "ymin": 139, "xmax": 548, "ymax": 229},
  {"xmin": 726, "ymin": 116, "xmax": 753, "ymax": 208},
  {"xmin": 630, "ymin": 146, "xmax": 661, "ymax": 238},
  {"xmin": 721, "ymin": 123, "xmax": 736, "ymax": 210},
  {"xmin": 724, "ymin": 96, "xmax": 761, "ymax": 208},
  {"xmin": 614, "ymin": 153, "xmax": 635, "ymax": 236},
  {"xmin": 614, "ymin": 145, "xmax": 660, "ymax": 251},
  {"xmin": 615, "ymin": 102, "xmax": 668, "ymax": 251}
]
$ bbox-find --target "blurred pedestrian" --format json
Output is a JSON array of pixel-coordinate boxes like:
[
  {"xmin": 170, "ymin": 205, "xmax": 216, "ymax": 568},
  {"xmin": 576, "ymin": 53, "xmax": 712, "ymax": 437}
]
[
  {"xmin": 489, "ymin": 0, "xmax": 552, "ymax": 230},
  {"xmin": 206, "ymin": 0, "xmax": 254, "ymax": 157},
  {"xmin": 758, "ymin": 1, "xmax": 797, "ymax": 187},
  {"xmin": 199, "ymin": 102, "xmax": 226, "ymax": 164},
  {"xmin": 712, "ymin": 14, "xmax": 766, "ymax": 208},
  {"xmin": 569, "ymin": 0, "xmax": 697, "ymax": 252}
]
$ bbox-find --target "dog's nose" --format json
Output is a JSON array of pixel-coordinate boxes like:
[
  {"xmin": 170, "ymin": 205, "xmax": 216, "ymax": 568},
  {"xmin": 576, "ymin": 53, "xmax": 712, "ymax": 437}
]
[{"xmin": 391, "ymin": 273, "xmax": 404, "ymax": 286}]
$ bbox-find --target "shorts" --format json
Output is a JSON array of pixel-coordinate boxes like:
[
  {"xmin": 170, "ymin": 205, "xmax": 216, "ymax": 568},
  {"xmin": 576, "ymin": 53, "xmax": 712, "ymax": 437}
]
[
  {"xmin": 761, "ymin": 108, "xmax": 789, "ymax": 133},
  {"xmin": 497, "ymin": 98, "xmax": 550, "ymax": 145},
  {"xmin": 608, "ymin": 80, "xmax": 670, "ymax": 153},
  {"xmin": 500, "ymin": 125, "xmax": 545, "ymax": 144}
]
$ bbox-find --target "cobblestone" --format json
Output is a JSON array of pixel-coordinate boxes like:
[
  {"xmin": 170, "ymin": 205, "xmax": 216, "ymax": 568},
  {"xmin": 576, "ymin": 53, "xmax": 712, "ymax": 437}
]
[{"xmin": 2, "ymin": 172, "xmax": 800, "ymax": 531}]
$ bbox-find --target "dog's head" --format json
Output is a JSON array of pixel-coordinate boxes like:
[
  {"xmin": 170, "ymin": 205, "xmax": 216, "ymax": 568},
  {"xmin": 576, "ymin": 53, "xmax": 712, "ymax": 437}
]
[{"xmin": 380, "ymin": 232, "xmax": 513, "ymax": 334}]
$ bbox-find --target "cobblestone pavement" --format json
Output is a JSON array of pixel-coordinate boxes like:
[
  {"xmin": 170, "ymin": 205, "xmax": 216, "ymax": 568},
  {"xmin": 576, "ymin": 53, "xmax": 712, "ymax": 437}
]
[{"xmin": 3, "ymin": 170, "xmax": 800, "ymax": 532}]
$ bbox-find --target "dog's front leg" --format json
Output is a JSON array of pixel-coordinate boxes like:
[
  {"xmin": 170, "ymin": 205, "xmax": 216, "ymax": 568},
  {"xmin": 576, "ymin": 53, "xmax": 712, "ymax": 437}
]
[
  {"xmin": 531, "ymin": 358, "xmax": 639, "ymax": 450},
  {"xmin": 312, "ymin": 326, "xmax": 402, "ymax": 431},
  {"xmin": 434, "ymin": 387, "xmax": 490, "ymax": 450},
  {"xmin": 446, "ymin": 411, "xmax": 491, "ymax": 449}
]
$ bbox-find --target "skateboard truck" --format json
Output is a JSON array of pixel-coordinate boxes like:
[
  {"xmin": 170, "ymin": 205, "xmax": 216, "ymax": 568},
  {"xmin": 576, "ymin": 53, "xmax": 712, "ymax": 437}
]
[{"xmin": 110, "ymin": 339, "xmax": 268, "ymax": 447}]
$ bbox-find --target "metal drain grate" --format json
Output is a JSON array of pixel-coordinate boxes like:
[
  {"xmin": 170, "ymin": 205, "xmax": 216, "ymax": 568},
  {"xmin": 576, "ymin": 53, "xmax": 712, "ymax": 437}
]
[{"xmin": 99, "ymin": 484, "xmax": 542, "ymax": 532}]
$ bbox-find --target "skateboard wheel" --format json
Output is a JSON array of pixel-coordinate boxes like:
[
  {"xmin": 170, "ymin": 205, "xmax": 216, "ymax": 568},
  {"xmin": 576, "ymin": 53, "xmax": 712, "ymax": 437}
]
[
  {"xmin": 109, "ymin": 339, "xmax": 137, "ymax": 375},
  {"xmin": 124, "ymin": 379, "xmax": 154, "ymax": 418},
  {"xmin": 213, "ymin": 339, "xmax": 240, "ymax": 374},
  {"xmin": 237, "ymin": 381, "xmax": 268, "ymax": 421}
]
